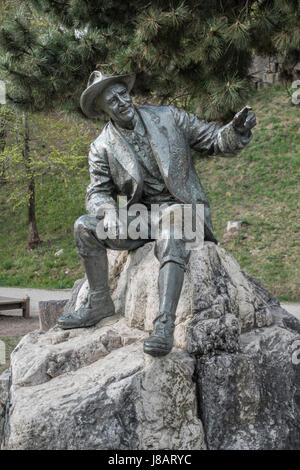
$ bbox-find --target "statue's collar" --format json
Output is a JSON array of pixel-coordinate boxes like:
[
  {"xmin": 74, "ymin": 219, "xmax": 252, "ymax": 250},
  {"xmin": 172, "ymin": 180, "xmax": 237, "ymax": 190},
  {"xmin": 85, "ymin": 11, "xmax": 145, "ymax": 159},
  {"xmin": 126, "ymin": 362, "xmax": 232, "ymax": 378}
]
[{"xmin": 112, "ymin": 109, "xmax": 146, "ymax": 138}]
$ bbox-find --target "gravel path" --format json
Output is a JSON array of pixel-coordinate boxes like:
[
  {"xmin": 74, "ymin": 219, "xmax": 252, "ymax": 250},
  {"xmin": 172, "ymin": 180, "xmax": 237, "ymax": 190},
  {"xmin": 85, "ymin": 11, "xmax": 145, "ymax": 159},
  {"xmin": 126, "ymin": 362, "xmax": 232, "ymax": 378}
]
[
  {"xmin": 0, "ymin": 287, "xmax": 71, "ymax": 314},
  {"xmin": 281, "ymin": 303, "xmax": 300, "ymax": 320},
  {"xmin": 0, "ymin": 286, "xmax": 299, "ymax": 337}
]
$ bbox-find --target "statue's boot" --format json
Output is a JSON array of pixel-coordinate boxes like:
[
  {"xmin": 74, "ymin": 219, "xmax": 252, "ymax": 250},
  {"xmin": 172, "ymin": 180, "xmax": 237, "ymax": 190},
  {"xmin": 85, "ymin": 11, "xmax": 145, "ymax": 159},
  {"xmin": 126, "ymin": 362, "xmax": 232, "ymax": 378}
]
[
  {"xmin": 143, "ymin": 310, "xmax": 176, "ymax": 357},
  {"xmin": 57, "ymin": 289, "xmax": 115, "ymax": 329},
  {"xmin": 143, "ymin": 262, "xmax": 184, "ymax": 357},
  {"xmin": 58, "ymin": 252, "xmax": 115, "ymax": 329}
]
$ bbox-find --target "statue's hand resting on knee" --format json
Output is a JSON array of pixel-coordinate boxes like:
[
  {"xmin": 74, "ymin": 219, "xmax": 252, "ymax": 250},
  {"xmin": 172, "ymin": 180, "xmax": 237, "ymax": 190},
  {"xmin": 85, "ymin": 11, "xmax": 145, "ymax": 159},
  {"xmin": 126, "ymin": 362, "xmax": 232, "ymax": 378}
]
[{"xmin": 102, "ymin": 210, "xmax": 127, "ymax": 239}]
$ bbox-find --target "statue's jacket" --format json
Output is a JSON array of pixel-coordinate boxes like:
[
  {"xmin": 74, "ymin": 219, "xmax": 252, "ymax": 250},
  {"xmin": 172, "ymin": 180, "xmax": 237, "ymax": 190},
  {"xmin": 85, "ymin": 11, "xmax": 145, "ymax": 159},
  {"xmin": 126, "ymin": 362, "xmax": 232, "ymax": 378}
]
[{"xmin": 86, "ymin": 105, "xmax": 252, "ymax": 241}]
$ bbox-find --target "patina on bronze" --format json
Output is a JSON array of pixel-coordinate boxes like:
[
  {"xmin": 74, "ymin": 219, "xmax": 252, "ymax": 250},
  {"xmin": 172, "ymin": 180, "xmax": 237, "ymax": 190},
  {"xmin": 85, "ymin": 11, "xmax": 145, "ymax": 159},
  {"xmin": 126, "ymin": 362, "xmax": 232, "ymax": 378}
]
[{"xmin": 57, "ymin": 70, "xmax": 256, "ymax": 357}]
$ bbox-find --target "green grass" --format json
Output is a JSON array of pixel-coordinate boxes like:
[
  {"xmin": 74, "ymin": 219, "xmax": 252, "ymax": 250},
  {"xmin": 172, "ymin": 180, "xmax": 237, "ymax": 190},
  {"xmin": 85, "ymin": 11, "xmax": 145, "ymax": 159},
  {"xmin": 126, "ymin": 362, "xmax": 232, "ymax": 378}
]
[
  {"xmin": 0, "ymin": 336, "xmax": 21, "ymax": 374},
  {"xmin": 0, "ymin": 85, "xmax": 299, "ymax": 300},
  {"xmin": 196, "ymin": 85, "xmax": 300, "ymax": 301},
  {"xmin": 0, "ymin": 175, "xmax": 88, "ymax": 288}
]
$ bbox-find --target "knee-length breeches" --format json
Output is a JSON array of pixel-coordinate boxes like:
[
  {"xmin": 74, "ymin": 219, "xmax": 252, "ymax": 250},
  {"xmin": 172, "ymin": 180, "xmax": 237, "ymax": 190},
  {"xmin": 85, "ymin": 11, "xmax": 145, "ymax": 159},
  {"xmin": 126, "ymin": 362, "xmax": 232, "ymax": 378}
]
[{"xmin": 74, "ymin": 205, "xmax": 191, "ymax": 270}]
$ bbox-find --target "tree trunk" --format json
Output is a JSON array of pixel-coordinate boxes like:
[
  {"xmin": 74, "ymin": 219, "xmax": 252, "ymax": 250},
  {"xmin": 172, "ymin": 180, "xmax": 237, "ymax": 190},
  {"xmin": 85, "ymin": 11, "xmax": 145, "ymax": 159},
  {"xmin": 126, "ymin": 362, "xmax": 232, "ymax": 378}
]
[
  {"xmin": 27, "ymin": 175, "xmax": 41, "ymax": 249},
  {"xmin": 22, "ymin": 112, "xmax": 41, "ymax": 249},
  {"xmin": 0, "ymin": 112, "xmax": 8, "ymax": 185}
]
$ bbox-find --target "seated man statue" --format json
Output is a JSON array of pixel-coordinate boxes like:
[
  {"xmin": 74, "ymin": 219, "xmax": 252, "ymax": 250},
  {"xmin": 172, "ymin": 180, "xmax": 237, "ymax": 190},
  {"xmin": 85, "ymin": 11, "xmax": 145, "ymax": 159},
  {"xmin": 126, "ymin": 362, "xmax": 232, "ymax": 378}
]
[{"xmin": 57, "ymin": 70, "xmax": 256, "ymax": 357}]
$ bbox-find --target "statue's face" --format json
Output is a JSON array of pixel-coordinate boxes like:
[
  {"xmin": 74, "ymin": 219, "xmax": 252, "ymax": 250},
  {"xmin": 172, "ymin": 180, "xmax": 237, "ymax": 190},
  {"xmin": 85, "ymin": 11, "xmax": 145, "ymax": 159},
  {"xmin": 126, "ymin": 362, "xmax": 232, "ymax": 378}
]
[{"xmin": 96, "ymin": 82, "xmax": 135, "ymax": 127}]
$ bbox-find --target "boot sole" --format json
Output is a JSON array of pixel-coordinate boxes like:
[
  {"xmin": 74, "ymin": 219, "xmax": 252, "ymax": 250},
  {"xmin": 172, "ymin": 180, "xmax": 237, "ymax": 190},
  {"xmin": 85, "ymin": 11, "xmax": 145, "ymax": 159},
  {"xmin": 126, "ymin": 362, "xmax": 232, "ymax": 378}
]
[
  {"xmin": 58, "ymin": 311, "xmax": 115, "ymax": 330},
  {"xmin": 143, "ymin": 342, "xmax": 172, "ymax": 357}
]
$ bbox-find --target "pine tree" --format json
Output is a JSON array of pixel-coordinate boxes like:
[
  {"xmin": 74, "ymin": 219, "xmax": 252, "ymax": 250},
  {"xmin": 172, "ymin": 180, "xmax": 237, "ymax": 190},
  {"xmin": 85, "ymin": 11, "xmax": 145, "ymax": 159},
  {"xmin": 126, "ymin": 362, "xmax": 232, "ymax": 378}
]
[
  {"xmin": 0, "ymin": 1, "xmax": 100, "ymax": 249},
  {"xmin": 0, "ymin": 1, "xmax": 299, "ymax": 121}
]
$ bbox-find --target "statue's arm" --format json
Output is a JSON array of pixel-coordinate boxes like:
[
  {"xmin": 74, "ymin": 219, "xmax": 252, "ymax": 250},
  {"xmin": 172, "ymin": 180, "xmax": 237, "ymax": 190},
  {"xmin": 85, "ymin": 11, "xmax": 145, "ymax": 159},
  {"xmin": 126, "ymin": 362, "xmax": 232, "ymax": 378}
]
[
  {"xmin": 170, "ymin": 106, "xmax": 254, "ymax": 157},
  {"xmin": 85, "ymin": 142, "xmax": 118, "ymax": 216}
]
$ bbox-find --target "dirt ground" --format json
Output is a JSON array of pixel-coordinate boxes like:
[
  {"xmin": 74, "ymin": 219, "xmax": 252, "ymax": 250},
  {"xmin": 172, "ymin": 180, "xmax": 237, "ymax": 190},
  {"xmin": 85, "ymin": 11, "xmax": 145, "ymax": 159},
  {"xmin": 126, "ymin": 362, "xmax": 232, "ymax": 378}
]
[{"xmin": 0, "ymin": 309, "xmax": 39, "ymax": 336}]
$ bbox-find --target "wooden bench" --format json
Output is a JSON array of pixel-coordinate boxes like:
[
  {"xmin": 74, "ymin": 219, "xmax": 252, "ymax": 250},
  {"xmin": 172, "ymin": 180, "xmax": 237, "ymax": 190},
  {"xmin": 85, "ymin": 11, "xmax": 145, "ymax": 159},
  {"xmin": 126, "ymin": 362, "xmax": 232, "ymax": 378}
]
[{"xmin": 0, "ymin": 296, "xmax": 30, "ymax": 318}]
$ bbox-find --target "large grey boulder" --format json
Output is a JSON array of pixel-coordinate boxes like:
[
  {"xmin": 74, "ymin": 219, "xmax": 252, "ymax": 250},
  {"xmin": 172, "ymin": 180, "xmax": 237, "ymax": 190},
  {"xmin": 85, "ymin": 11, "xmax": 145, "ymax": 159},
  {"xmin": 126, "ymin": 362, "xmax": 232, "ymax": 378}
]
[
  {"xmin": 1, "ymin": 316, "xmax": 204, "ymax": 449},
  {"xmin": 0, "ymin": 368, "xmax": 10, "ymax": 436},
  {"xmin": 197, "ymin": 320, "xmax": 300, "ymax": 449},
  {"xmin": 1, "ymin": 242, "xmax": 300, "ymax": 450},
  {"xmin": 74, "ymin": 242, "xmax": 274, "ymax": 353}
]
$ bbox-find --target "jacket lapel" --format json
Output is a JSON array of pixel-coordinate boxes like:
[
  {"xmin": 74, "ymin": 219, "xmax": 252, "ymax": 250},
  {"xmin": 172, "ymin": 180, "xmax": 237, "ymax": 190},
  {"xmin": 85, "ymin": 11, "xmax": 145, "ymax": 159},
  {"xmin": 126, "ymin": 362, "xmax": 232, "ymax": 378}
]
[
  {"xmin": 137, "ymin": 107, "xmax": 171, "ymax": 178},
  {"xmin": 138, "ymin": 106, "xmax": 194, "ymax": 205},
  {"xmin": 107, "ymin": 122, "xmax": 143, "ymax": 204},
  {"xmin": 107, "ymin": 123, "xmax": 142, "ymax": 183}
]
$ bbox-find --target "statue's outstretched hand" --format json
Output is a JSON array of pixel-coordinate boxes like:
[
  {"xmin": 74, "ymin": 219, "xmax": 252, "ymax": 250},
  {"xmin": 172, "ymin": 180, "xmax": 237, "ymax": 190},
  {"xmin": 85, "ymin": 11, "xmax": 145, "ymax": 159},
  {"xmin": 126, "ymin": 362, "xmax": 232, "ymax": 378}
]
[{"xmin": 232, "ymin": 105, "xmax": 256, "ymax": 135}]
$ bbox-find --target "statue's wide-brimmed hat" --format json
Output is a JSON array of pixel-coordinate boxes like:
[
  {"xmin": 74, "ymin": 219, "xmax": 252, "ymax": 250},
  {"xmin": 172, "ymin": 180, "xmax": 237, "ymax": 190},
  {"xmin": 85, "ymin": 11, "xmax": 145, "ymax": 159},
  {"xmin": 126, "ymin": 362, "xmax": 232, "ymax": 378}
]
[{"xmin": 80, "ymin": 70, "xmax": 136, "ymax": 118}]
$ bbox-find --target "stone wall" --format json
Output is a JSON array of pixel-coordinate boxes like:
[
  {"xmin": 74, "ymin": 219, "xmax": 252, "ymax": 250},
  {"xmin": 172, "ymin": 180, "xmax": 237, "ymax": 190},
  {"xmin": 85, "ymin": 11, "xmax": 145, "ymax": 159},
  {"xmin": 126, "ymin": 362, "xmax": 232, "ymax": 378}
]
[{"xmin": 249, "ymin": 55, "xmax": 300, "ymax": 89}]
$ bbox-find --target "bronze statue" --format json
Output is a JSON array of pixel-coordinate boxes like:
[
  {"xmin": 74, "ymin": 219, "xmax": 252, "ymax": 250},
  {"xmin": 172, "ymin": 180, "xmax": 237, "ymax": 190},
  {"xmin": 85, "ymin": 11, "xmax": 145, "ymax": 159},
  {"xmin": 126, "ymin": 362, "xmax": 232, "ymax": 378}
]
[{"xmin": 57, "ymin": 71, "xmax": 256, "ymax": 357}]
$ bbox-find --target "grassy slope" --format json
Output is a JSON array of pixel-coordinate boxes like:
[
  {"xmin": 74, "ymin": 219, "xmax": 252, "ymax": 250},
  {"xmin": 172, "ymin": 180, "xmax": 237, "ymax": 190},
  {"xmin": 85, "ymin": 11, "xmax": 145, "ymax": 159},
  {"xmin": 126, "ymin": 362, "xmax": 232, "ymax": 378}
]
[
  {"xmin": 0, "ymin": 174, "xmax": 88, "ymax": 288},
  {"xmin": 0, "ymin": 85, "xmax": 299, "ymax": 300},
  {"xmin": 197, "ymin": 85, "xmax": 300, "ymax": 301}
]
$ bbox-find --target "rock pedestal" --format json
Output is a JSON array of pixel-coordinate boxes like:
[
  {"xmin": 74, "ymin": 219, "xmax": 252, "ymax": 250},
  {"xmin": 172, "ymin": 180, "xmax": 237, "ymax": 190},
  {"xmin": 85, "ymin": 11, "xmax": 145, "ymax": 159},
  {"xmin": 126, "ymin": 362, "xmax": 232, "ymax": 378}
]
[
  {"xmin": 39, "ymin": 299, "xmax": 68, "ymax": 332},
  {"xmin": 1, "ymin": 242, "xmax": 300, "ymax": 449},
  {"xmin": 0, "ymin": 368, "xmax": 10, "ymax": 435}
]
